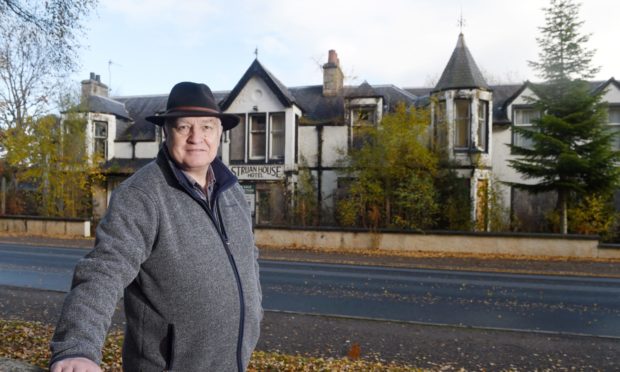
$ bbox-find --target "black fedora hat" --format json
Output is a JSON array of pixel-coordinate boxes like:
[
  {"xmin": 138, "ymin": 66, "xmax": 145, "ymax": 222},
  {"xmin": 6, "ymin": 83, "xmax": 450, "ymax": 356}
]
[{"xmin": 146, "ymin": 82, "xmax": 240, "ymax": 130}]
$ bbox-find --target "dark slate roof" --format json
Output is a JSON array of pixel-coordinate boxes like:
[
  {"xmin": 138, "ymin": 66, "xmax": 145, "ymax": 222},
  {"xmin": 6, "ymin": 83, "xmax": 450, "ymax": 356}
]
[
  {"xmin": 115, "ymin": 118, "xmax": 133, "ymax": 139},
  {"xmin": 405, "ymin": 87, "xmax": 431, "ymax": 97},
  {"xmin": 113, "ymin": 94, "xmax": 167, "ymax": 141},
  {"xmin": 373, "ymin": 85, "xmax": 418, "ymax": 110},
  {"xmin": 220, "ymin": 59, "xmax": 296, "ymax": 110},
  {"xmin": 347, "ymin": 81, "xmax": 379, "ymax": 98},
  {"xmin": 87, "ymin": 95, "xmax": 131, "ymax": 120},
  {"xmin": 405, "ymin": 83, "xmax": 525, "ymax": 124},
  {"xmin": 489, "ymin": 84, "xmax": 525, "ymax": 125},
  {"xmin": 592, "ymin": 78, "xmax": 618, "ymax": 95},
  {"xmin": 289, "ymin": 85, "xmax": 343, "ymax": 124},
  {"xmin": 434, "ymin": 33, "xmax": 490, "ymax": 92},
  {"xmin": 287, "ymin": 83, "xmax": 418, "ymax": 125}
]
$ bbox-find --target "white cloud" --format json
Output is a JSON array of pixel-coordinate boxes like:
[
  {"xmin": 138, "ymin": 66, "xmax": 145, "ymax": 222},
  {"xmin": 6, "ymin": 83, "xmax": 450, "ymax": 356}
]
[{"xmin": 76, "ymin": 0, "xmax": 620, "ymax": 95}]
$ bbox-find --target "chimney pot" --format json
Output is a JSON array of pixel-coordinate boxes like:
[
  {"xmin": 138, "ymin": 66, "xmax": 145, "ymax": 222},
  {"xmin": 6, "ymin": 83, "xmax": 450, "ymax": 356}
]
[
  {"xmin": 323, "ymin": 49, "xmax": 343, "ymax": 97},
  {"xmin": 328, "ymin": 50, "xmax": 339, "ymax": 66},
  {"xmin": 82, "ymin": 71, "xmax": 109, "ymax": 99}
]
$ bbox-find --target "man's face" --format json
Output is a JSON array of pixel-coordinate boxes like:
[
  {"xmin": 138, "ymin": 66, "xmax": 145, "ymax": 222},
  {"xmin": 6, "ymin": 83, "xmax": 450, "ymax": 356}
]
[{"xmin": 165, "ymin": 116, "xmax": 223, "ymax": 178}]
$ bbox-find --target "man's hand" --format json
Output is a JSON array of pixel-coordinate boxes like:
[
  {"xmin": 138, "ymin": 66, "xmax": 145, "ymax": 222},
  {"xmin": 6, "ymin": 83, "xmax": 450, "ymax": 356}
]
[{"xmin": 50, "ymin": 357, "xmax": 102, "ymax": 372}]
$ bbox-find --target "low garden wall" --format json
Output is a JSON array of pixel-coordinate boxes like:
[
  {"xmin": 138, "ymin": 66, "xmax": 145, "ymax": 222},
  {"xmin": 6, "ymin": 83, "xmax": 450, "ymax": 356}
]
[
  {"xmin": 0, "ymin": 216, "xmax": 91, "ymax": 237},
  {"xmin": 0, "ymin": 219, "xmax": 617, "ymax": 259},
  {"xmin": 255, "ymin": 226, "xmax": 619, "ymax": 259}
]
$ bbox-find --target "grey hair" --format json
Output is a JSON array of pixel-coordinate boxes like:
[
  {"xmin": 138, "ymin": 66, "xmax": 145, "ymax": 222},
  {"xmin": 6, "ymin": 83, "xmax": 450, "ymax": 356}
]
[{"xmin": 162, "ymin": 118, "xmax": 177, "ymax": 137}]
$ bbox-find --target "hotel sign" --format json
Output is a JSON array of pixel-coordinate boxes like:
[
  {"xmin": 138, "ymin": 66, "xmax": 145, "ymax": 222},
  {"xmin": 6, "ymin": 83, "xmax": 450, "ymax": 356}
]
[{"xmin": 230, "ymin": 165, "xmax": 284, "ymax": 180}]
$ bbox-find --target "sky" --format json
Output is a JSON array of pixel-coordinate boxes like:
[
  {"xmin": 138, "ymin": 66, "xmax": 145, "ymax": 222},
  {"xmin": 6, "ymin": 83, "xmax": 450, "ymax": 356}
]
[{"xmin": 73, "ymin": 0, "xmax": 620, "ymax": 97}]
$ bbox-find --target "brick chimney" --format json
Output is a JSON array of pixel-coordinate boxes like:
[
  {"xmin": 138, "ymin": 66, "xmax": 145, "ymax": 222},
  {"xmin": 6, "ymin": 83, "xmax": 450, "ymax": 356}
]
[
  {"xmin": 81, "ymin": 72, "xmax": 109, "ymax": 99},
  {"xmin": 323, "ymin": 50, "xmax": 343, "ymax": 97}
]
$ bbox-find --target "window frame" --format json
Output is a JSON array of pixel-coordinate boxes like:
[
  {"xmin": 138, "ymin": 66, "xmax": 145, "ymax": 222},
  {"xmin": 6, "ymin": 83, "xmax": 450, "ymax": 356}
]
[
  {"xmin": 607, "ymin": 106, "xmax": 620, "ymax": 152},
  {"xmin": 512, "ymin": 106, "xmax": 540, "ymax": 151},
  {"xmin": 350, "ymin": 105, "xmax": 377, "ymax": 150},
  {"xmin": 269, "ymin": 112, "xmax": 285, "ymax": 161},
  {"xmin": 229, "ymin": 114, "xmax": 247, "ymax": 163},
  {"xmin": 248, "ymin": 113, "xmax": 267, "ymax": 161},
  {"xmin": 477, "ymin": 100, "xmax": 488, "ymax": 152},
  {"xmin": 93, "ymin": 120, "xmax": 108, "ymax": 160},
  {"xmin": 454, "ymin": 99, "xmax": 470, "ymax": 150}
]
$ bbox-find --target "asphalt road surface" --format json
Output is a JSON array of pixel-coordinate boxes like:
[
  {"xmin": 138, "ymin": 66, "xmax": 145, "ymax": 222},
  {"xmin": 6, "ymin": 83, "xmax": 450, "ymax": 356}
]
[{"xmin": 1, "ymin": 242, "xmax": 619, "ymax": 338}]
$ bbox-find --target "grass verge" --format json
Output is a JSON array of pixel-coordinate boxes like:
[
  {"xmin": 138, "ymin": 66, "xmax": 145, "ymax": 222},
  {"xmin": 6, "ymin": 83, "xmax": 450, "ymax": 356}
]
[{"xmin": 0, "ymin": 319, "xmax": 420, "ymax": 371}]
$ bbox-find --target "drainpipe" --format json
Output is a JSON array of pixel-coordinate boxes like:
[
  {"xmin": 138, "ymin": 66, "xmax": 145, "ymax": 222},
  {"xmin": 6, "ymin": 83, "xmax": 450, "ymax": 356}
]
[{"xmin": 317, "ymin": 125, "xmax": 323, "ymax": 223}]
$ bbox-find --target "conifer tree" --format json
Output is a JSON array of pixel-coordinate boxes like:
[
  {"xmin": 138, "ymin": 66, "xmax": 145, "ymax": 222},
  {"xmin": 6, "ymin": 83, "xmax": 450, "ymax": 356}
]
[{"xmin": 509, "ymin": 0, "xmax": 619, "ymax": 234}]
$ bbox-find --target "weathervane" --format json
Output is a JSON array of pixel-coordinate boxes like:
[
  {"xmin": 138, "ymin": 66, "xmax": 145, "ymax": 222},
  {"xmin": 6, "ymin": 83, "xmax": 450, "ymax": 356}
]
[
  {"xmin": 254, "ymin": 47, "xmax": 258, "ymax": 59},
  {"xmin": 458, "ymin": 10, "xmax": 466, "ymax": 33}
]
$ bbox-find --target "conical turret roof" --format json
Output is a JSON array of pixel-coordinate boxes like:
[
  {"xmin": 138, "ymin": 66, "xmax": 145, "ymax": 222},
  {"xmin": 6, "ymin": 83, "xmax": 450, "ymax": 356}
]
[{"xmin": 433, "ymin": 33, "xmax": 489, "ymax": 92}]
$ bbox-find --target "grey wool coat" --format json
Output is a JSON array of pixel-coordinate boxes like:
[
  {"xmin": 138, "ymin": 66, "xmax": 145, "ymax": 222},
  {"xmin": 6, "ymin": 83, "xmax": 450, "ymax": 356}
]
[{"xmin": 50, "ymin": 147, "xmax": 263, "ymax": 371}]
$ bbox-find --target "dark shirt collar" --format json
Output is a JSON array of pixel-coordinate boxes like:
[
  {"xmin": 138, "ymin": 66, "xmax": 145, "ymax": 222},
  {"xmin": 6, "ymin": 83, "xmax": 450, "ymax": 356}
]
[{"xmin": 159, "ymin": 143, "xmax": 238, "ymax": 199}]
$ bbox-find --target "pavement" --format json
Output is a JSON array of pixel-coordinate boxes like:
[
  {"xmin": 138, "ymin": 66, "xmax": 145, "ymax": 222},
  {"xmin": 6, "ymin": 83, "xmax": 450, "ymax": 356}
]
[{"xmin": 1, "ymin": 233, "xmax": 619, "ymax": 370}]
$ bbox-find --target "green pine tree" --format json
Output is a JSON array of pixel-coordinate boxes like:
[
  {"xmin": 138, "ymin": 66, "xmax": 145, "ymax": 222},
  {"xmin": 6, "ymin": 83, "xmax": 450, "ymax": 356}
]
[{"xmin": 509, "ymin": 0, "xmax": 620, "ymax": 234}]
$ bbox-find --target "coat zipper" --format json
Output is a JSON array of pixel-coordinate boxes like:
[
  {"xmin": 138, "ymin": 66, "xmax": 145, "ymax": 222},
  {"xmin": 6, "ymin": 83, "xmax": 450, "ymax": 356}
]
[
  {"xmin": 164, "ymin": 324, "xmax": 175, "ymax": 371},
  {"xmin": 191, "ymin": 185, "xmax": 245, "ymax": 372},
  {"xmin": 216, "ymin": 201, "xmax": 245, "ymax": 372},
  {"xmin": 163, "ymin": 151, "xmax": 246, "ymax": 372}
]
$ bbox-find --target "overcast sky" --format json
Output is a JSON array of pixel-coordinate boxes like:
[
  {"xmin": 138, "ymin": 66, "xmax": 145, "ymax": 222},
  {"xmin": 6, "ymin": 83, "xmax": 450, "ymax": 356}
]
[{"xmin": 73, "ymin": 0, "xmax": 620, "ymax": 97}]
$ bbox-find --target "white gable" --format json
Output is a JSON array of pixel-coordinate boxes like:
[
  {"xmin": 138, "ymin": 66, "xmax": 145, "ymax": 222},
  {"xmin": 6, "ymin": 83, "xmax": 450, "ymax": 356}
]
[
  {"xmin": 511, "ymin": 86, "xmax": 537, "ymax": 105},
  {"xmin": 506, "ymin": 86, "xmax": 538, "ymax": 122},
  {"xmin": 601, "ymin": 82, "xmax": 620, "ymax": 104},
  {"xmin": 225, "ymin": 76, "xmax": 286, "ymax": 114}
]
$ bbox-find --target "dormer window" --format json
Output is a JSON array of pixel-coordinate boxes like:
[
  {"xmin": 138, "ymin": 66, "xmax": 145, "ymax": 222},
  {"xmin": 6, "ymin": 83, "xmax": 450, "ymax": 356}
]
[
  {"xmin": 353, "ymin": 107, "xmax": 376, "ymax": 126},
  {"xmin": 512, "ymin": 107, "xmax": 540, "ymax": 150},
  {"xmin": 350, "ymin": 105, "xmax": 378, "ymax": 149}
]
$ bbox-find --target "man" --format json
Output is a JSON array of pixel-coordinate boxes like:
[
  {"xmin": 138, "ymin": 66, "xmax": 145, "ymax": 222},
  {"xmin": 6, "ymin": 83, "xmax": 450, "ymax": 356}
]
[{"xmin": 50, "ymin": 82, "xmax": 263, "ymax": 371}]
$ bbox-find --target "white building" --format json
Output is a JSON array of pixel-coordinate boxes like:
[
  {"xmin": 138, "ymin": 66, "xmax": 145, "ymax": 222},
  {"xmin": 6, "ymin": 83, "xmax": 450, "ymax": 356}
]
[{"xmin": 78, "ymin": 34, "xmax": 620, "ymax": 229}]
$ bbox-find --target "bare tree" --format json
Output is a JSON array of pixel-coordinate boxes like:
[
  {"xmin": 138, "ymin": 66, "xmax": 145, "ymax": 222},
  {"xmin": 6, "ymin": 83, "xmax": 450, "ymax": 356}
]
[
  {"xmin": 0, "ymin": 0, "xmax": 98, "ymax": 70},
  {"xmin": 0, "ymin": 18, "xmax": 58, "ymax": 130}
]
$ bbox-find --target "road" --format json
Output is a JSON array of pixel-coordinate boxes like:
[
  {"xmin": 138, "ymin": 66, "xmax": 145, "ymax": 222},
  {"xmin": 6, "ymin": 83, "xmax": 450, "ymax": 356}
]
[{"xmin": 1, "ymin": 242, "xmax": 619, "ymax": 338}]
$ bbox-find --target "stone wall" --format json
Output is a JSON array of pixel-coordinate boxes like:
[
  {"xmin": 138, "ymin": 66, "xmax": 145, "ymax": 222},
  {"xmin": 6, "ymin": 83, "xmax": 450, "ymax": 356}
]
[
  {"xmin": 255, "ymin": 226, "xmax": 618, "ymax": 259},
  {"xmin": 0, "ymin": 216, "xmax": 90, "ymax": 237}
]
